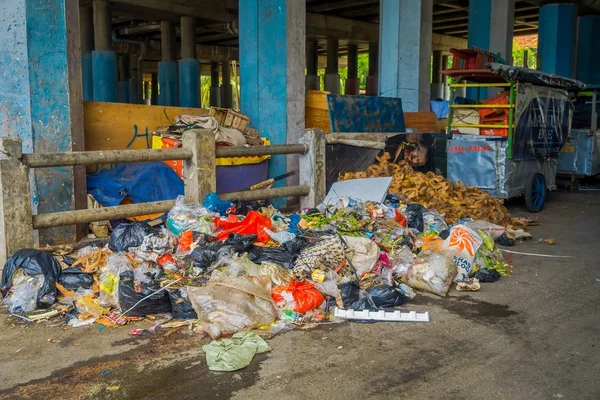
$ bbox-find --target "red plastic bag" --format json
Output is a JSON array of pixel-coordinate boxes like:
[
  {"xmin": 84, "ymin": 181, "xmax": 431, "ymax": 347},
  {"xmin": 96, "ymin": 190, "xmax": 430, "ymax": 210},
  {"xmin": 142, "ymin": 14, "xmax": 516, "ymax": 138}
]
[
  {"xmin": 394, "ymin": 209, "xmax": 407, "ymax": 227},
  {"xmin": 214, "ymin": 211, "xmax": 272, "ymax": 243},
  {"xmin": 271, "ymin": 278, "xmax": 325, "ymax": 314},
  {"xmin": 157, "ymin": 253, "xmax": 175, "ymax": 266},
  {"xmin": 177, "ymin": 230, "xmax": 194, "ymax": 253}
]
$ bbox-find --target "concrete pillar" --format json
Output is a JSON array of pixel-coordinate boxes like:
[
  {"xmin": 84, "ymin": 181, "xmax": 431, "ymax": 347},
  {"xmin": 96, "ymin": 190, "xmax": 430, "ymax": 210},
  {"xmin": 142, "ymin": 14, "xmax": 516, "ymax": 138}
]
[
  {"xmin": 80, "ymin": 6, "xmax": 94, "ymax": 101},
  {"xmin": 577, "ymin": 15, "xmax": 600, "ymax": 85},
  {"xmin": 324, "ymin": 37, "xmax": 340, "ymax": 94},
  {"xmin": 128, "ymin": 54, "xmax": 139, "ymax": 104},
  {"xmin": 151, "ymin": 72, "xmax": 158, "ymax": 105},
  {"xmin": 345, "ymin": 44, "xmax": 360, "ymax": 95},
  {"xmin": 179, "ymin": 16, "xmax": 200, "ymax": 108},
  {"xmin": 431, "ymin": 50, "xmax": 443, "ymax": 100},
  {"xmin": 221, "ymin": 60, "xmax": 233, "ymax": 108},
  {"xmin": 305, "ymin": 39, "xmax": 320, "ymax": 91},
  {"xmin": 538, "ymin": 4, "xmax": 577, "ymax": 78},
  {"xmin": 118, "ymin": 55, "xmax": 130, "ymax": 103},
  {"xmin": 239, "ymin": 0, "xmax": 306, "ymax": 198},
  {"xmin": 210, "ymin": 61, "xmax": 221, "ymax": 107},
  {"xmin": 0, "ymin": 0, "xmax": 86, "ymax": 244},
  {"xmin": 366, "ymin": 41, "xmax": 378, "ymax": 96},
  {"xmin": 92, "ymin": 0, "xmax": 118, "ymax": 102},
  {"xmin": 466, "ymin": 0, "xmax": 514, "ymax": 99},
  {"xmin": 379, "ymin": 0, "xmax": 432, "ymax": 112},
  {"xmin": 159, "ymin": 21, "xmax": 179, "ymax": 106}
]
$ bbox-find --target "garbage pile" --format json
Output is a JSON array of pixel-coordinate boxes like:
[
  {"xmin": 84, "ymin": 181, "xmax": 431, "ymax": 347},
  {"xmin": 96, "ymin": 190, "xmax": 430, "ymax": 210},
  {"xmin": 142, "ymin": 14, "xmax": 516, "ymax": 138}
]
[
  {"xmin": 340, "ymin": 153, "xmax": 526, "ymax": 228},
  {"xmin": 1, "ymin": 184, "xmax": 515, "ymax": 371}
]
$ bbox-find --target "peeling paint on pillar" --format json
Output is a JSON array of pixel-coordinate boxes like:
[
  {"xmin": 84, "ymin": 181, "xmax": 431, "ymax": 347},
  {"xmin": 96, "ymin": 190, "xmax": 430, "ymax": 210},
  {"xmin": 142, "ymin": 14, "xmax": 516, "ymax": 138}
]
[{"xmin": 25, "ymin": 0, "xmax": 79, "ymax": 244}]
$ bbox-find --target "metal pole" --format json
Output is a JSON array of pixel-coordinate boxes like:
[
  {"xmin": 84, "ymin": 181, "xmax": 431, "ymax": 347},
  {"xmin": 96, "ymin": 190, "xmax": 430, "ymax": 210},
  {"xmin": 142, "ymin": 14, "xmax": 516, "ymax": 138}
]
[
  {"xmin": 220, "ymin": 185, "xmax": 310, "ymax": 202},
  {"xmin": 216, "ymin": 144, "xmax": 307, "ymax": 158}
]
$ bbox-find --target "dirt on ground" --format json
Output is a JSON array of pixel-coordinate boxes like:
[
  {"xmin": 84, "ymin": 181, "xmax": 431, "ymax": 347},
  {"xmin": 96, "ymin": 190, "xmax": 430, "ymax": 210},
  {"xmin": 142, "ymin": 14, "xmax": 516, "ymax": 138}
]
[{"xmin": 0, "ymin": 191, "xmax": 599, "ymax": 400}]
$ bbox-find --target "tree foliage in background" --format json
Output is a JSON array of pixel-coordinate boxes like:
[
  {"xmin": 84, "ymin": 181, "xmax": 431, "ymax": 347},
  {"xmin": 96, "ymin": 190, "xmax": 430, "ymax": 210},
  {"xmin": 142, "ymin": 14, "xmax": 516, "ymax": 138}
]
[
  {"xmin": 318, "ymin": 53, "xmax": 370, "ymax": 93},
  {"xmin": 512, "ymin": 42, "xmax": 537, "ymax": 69}
]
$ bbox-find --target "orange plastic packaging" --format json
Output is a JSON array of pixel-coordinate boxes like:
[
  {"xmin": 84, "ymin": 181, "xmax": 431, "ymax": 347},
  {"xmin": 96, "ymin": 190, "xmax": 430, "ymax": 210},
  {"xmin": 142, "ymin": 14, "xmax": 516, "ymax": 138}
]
[
  {"xmin": 214, "ymin": 211, "xmax": 272, "ymax": 243},
  {"xmin": 177, "ymin": 230, "xmax": 194, "ymax": 253},
  {"xmin": 272, "ymin": 278, "xmax": 325, "ymax": 314}
]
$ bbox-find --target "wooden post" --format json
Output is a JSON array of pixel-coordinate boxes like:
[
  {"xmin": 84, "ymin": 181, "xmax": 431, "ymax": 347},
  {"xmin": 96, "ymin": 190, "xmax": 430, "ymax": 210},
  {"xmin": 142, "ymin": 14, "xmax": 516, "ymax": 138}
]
[
  {"xmin": 0, "ymin": 138, "xmax": 34, "ymax": 268},
  {"xmin": 299, "ymin": 129, "xmax": 326, "ymax": 208},
  {"xmin": 182, "ymin": 129, "xmax": 216, "ymax": 203}
]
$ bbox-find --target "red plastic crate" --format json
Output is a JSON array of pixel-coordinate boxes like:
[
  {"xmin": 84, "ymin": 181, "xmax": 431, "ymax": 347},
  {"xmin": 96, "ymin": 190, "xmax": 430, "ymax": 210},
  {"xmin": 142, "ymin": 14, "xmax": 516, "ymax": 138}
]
[{"xmin": 450, "ymin": 47, "xmax": 504, "ymax": 70}]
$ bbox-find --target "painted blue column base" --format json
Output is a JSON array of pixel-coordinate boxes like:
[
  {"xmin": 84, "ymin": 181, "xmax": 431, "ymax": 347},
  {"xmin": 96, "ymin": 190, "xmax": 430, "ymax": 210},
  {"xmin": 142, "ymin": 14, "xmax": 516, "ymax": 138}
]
[
  {"xmin": 118, "ymin": 81, "xmax": 129, "ymax": 103},
  {"xmin": 81, "ymin": 53, "xmax": 93, "ymax": 101},
  {"xmin": 128, "ymin": 79, "xmax": 138, "ymax": 104},
  {"xmin": 158, "ymin": 61, "xmax": 179, "ymax": 106},
  {"xmin": 576, "ymin": 16, "xmax": 600, "ymax": 85},
  {"xmin": 179, "ymin": 59, "xmax": 200, "ymax": 108},
  {"xmin": 92, "ymin": 50, "xmax": 118, "ymax": 102},
  {"xmin": 538, "ymin": 4, "xmax": 577, "ymax": 78}
]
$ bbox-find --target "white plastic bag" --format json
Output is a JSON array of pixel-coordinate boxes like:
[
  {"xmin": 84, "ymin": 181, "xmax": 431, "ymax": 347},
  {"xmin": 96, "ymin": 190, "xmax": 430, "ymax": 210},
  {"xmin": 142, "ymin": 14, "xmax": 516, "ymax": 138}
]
[
  {"xmin": 462, "ymin": 220, "xmax": 506, "ymax": 240},
  {"xmin": 443, "ymin": 225, "xmax": 483, "ymax": 282},
  {"xmin": 3, "ymin": 271, "xmax": 45, "ymax": 313},
  {"xmin": 343, "ymin": 236, "xmax": 380, "ymax": 275},
  {"xmin": 166, "ymin": 196, "xmax": 215, "ymax": 236},
  {"xmin": 404, "ymin": 254, "xmax": 456, "ymax": 296},
  {"xmin": 98, "ymin": 254, "xmax": 132, "ymax": 307}
]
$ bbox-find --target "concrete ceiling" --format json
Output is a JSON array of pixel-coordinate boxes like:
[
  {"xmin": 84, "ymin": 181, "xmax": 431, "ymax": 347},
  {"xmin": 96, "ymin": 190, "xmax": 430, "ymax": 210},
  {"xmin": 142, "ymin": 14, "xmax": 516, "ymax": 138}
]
[{"xmin": 90, "ymin": 0, "xmax": 600, "ymax": 60}]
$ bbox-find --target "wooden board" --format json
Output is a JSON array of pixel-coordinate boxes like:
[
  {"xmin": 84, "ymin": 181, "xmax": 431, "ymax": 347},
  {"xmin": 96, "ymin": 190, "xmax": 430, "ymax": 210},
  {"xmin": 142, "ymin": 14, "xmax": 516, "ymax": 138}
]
[
  {"xmin": 83, "ymin": 102, "xmax": 207, "ymax": 151},
  {"xmin": 403, "ymin": 112, "xmax": 438, "ymax": 133}
]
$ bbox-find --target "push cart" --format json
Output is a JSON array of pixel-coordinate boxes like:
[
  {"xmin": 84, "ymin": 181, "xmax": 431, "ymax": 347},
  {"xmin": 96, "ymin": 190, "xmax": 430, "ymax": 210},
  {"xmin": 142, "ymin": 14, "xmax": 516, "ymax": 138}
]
[
  {"xmin": 557, "ymin": 86, "xmax": 600, "ymax": 189},
  {"xmin": 442, "ymin": 63, "xmax": 584, "ymax": 212}
]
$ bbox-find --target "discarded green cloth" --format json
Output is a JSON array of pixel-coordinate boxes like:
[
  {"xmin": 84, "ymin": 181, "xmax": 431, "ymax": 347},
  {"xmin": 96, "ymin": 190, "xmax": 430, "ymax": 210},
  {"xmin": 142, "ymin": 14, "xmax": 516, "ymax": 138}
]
[{"xmin": 202, "ymin": 331, "xmax": 271, "ymax": 372}]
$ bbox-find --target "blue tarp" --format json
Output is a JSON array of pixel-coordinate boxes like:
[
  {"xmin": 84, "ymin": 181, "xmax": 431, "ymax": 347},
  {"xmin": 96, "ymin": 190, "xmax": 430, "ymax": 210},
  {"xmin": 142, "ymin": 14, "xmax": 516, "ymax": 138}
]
[
  {"xmin": 87, "ymin": 162, "xmax": 184, "ymax": 206},
  {"xmin": 430, "ymin": 100, "xmax": 449, "ymax": 119}
]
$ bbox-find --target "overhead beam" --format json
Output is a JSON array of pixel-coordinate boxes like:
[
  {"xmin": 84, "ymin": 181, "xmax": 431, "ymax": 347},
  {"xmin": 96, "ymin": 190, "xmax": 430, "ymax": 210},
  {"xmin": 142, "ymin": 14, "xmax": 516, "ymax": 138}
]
[
  {"xmin": 307, "ymin": 0, "xmax": 378, "ymax": 13},
  {"xmin": 107, "ymin": 0, "xmax": 234, "ymax": 22},
  {"xmin": 306, "ymin": 12, "xmax": 379, "ymax": 42},
  {"xmin": 113, "ymin": 40, "xmax": 239, "ymax": 61}
]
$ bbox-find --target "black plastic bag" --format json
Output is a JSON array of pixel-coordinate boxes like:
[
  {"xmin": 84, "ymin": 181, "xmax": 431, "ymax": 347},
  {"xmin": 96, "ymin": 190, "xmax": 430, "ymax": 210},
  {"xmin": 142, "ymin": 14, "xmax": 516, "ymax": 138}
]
[
  {"xmin": 247, "ymin": 237, "xmax": 309, "ymax": 269},
  {"xmin": 338, "ymin": 281, "xmax": 360, "ymax": 309},
  {"xmin": 118, "ymin": 271, "xmax": 171, "ymax": 317},
  {"xmin": 0, "ymin": 249, "xmax": 61, "ymax": 308},
  {"xmin": 405, "ymin": 204, "xmax": 425, "ymax": 232},
  {"xmin": 58, "ymin": 267, "xmax": 94, "ymax": 291},
  {"xmin": 472, "ymin": 268, "xmax": 501, "ymax": 283},
  {"xmin": 283, "ymin": 237, "xmax": 310, "ymax": 254},
  {"xmin": 168, "ymin": 288, "xmax": 197, "ymax": 320},
  {"xmin": 224, "ymin": 234, "xmax": 257, "ymax": 253},
  {"xmin": 109, "ymin": 221, "xmax": 157, "ymax": 252},
  {"xmin": 367, "ymin": 284, "xmax": 408, "ymax": 308},
  {"xmin": 497, "ymin": 233, "xmax": 515, "ymax": 247}
]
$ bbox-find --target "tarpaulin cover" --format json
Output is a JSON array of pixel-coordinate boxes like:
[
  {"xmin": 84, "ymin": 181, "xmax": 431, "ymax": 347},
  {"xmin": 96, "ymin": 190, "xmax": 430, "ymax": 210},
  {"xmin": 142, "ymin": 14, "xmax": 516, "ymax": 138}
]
[
  {"xmin": 87, "ymin": 162, "xmax": 183, "ymax": 206},
  {"xmin": 513, "ymin": 83, "xmax": 573, "ymax": 160},
  {"xmin": 489, "ymin": 63, "xmax": 586, "ymax": 91}
]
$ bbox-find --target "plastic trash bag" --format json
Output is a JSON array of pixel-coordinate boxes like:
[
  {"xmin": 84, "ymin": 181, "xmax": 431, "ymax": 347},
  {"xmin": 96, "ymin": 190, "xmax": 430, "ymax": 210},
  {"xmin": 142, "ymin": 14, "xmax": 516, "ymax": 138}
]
[
  {"xmin": 2, "ymin": 270, "xmax": 45, "ymax": 313},
  {"xmin": 402, "ymin": 204, "xmax": 426, "ymax": 232},
  {"xmin": 202, "ymin": 192, "xmax": 234, "ymax": 215},
  {"xmin": 109, "ymin": 221, "xmax": 157, "ymax": 252},
  {"xmin": 98, "ymin": 254, "xmax": 132, "ymax": 307},
  {"xmin": 264, "ymin": 228, "xmax": 296, "ymax": 245},
  {"xmin": 1, "ymin": 249, "xmax": 61, "ymax": 309},
  {"xmin": 58, "ymin": 267, "xmax": 94, "ymax": 291},
  {"xmin": 472, "ymin": 268, "xmax": 501, "ymax": 283},
  {"xmin": 338, "ymin": 281, "xmax": 360, "ymax": 309},
  {"xmin": 209, "ymin": 255, "xmax": 262, "ymax": 280},
  {"xmin": 423, "ymin": 210, "xmax": 448, "ymax": 232},
  {"xmin": 351, "ymin": 289, "xmax": 378, "ymax": 311},
  {"xmin": 118, "ymin": 270, "xmax": 172, "ymax": 317},
  {"xmin": 168, "ymin": 288, "xmax": 197, "ymax": 320},
  {"xmin": 214, "ymin": 211, "xmax": 273, "ymax": 243},
  {"xmin": 167, "ymin": 196, "xmax": 215, "ymax": 236},
  {"xmin": 272, "ymin": 278, "xmax": 325, "ymax": 314},
  {"xmin": 404, "ymin": 254, "xmax": 457, "ymax": 296},
  {"xmin": 343, "ymin": 236, "xmax": 380, "ymax": 275},
  {"xmin": 441, "ymin": 225, "xmax": 484, "ymax": 282},
  {"xmin": 188, "ymin": 234, "xmax": 255, "ymax": 271},
  {"xmin": 366, "ymin": 285, "xmax": 408, "ymax": 308},
  {"xmin": 462, "ymin": 220, "xmax": 506, "ymax": 240},
  {"xmin": 202, "ymin": 331, "xmax": 271, "ymax": 372},
  {"xmin": 187, "ymin": 276, "xmax": 278, "ymax": 338}
]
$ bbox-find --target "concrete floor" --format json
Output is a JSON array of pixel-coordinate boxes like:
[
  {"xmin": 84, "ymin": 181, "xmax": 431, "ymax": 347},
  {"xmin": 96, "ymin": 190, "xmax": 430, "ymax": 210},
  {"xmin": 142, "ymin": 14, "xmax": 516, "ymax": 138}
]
[{"xmin": 0, "ymin": 192, "xmax": 599, "ymax": 400}]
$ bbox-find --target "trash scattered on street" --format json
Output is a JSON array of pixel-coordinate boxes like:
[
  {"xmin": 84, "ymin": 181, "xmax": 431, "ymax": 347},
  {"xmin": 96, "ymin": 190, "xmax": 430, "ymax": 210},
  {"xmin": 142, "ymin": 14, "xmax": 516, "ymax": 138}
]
[{"xmin": 1, "ymin": 155, "xmax": 529, "ymax": 372}]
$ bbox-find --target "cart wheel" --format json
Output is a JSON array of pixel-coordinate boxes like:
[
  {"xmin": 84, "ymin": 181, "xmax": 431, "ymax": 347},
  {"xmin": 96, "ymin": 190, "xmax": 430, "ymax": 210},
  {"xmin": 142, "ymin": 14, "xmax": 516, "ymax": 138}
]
[{"xmin": 525, "ymin": 173, "xmax": 547, "ymax": 213}]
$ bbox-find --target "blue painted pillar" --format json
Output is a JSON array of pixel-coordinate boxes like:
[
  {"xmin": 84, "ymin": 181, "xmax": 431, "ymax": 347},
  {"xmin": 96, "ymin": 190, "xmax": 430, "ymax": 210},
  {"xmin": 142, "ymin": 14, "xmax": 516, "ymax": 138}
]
[
  {"xmin": 0, "ymin": 0, "xmax": 85, "ymax": 244},
  {"xmin": 80, "ymin": 6, "xmax": 94, "ymax": 101},
  {"xmin": 239, "ymin": 0, "xmax": 306, "ymax": 197},
  {"xmin": 159, "ymin": 21, "xmax": 179, "ymax": 106},
  {"xmin": 379, "ymin": 0, "xmax": 433, "ymax": 112},
  {"xmin": 467, "ymin": 0, "xmax": 514, "ymax": 99},
  {"xmin": 538, "ymin": 4, "xmax": 577, "ymax": 78},
  {"xmin": 92, "ymin": 0, "xmax": 117, "ymax": 101},
  {"xmin": 576, "ymin": 16, "xmax": 600, "ymax": 85},
  {"xmin": 179, "ymin": 16, "xmax": 200, "ymax": 108}
]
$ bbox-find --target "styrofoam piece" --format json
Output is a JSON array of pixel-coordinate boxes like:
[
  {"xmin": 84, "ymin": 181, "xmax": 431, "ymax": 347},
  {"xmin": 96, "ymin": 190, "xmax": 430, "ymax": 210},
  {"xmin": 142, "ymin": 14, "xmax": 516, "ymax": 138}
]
[
  {"xmin": 333, "ymin": 307, "xmax": 430, "ymax": 323},
  {"xmin": 324, "ymin": 177, "xmax": 393, "ymax": 205}
]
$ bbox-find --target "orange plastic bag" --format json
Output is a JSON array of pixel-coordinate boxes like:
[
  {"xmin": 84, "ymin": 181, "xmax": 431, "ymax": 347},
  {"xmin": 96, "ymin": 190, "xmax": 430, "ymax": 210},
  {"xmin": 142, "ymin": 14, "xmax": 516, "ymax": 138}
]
[
  {"xmin": 214, "ymin": 211, "xmax": 272, "ymax": 243},
  {"xmin": 271, "ymin": 278, "xmax": 325, "ymax": 314},
  {"xmin": 177, "ymin": 230, "xmax": 194, "ymax": 253}
]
